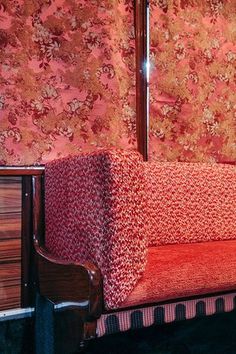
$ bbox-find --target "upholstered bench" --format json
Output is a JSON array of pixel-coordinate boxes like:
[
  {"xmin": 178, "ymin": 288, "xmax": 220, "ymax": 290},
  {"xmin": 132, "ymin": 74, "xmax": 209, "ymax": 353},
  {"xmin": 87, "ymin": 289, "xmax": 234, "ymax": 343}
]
[{"xmin": 33, "ymin": 149, "xmax": 236, "ymax": 353}]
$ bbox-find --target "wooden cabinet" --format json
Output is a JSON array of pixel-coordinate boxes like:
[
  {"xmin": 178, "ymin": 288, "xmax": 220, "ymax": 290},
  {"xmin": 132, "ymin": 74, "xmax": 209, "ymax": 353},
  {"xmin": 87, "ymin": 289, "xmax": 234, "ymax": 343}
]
[
  {"xmin": 0, "ymin": 168, "xmax": 44, "ymax": 311},
  {"xmin": 0, "ymin": 177, "xmax": 22, "ymax": 310}
]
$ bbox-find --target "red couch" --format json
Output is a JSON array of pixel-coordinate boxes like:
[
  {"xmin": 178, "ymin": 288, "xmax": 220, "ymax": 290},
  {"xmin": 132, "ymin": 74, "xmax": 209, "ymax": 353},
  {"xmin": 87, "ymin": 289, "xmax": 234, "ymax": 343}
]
[{"xmin": 33, "ymin": 149, "xmax": 236, "ymax": 352}]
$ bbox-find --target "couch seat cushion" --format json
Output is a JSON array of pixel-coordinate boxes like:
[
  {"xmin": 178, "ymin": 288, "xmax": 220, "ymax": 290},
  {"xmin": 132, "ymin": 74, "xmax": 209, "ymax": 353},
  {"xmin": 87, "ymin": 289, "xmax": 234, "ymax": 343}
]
[{"xmin": 120, "ymin": 240, "xmax": 236, "ymax": 309}]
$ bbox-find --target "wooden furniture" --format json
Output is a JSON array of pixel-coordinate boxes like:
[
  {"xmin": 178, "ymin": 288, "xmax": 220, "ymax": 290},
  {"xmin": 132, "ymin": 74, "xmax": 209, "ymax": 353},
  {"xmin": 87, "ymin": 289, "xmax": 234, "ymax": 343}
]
[
  {"xmin": 0, "ymin": 176, "xmax": 21, "ymax": 310},
  {"xmin": 0, "ymin": 167, "xmax": 44, "ymax": 311},
  {"xmin": 33, "ymin": 150, "xmax": 236, "ymax": 354}
]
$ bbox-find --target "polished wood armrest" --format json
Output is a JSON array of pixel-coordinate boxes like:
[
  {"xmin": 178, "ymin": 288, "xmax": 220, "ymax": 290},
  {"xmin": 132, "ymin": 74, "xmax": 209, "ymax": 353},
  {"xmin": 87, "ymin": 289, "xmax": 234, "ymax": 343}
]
[
  {"xmin": 32, "ymin": 175, "xmax": 103, "ymax": 320},
  {"xmin": 35, "ymin": 245, "xmax": 103, "ymax": 319}
]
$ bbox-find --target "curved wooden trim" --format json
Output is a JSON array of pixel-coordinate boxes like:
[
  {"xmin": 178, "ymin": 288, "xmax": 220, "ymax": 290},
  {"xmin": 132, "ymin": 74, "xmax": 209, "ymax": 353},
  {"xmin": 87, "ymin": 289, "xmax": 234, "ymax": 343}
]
[
  {"xmin": 35, "ymin": 250, "xmax": 103, "ymax": 318},
  {"xmin": 32, "ymin": 175, "xmax": 103, "ymax": 319},
  {"xmin": 135, "ymin": 0, "xmax": 148, "ymax": 161},
  {"xmin": 32, "ymin": 175, "xmax": 45, "ymax": 248}
]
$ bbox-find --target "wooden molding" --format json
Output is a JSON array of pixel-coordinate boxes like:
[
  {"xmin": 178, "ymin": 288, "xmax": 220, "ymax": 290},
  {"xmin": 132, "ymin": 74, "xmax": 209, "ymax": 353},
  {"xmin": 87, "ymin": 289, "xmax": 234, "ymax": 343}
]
[
  {"xmin": 135, "ymin": 0, "xmax": 148, "ymax": 161},
  {"xmin": 21, "ymin": 176, "xmax": 36, "ymax": 307},
  {"xmin": 0, "ymin": 166, "xmax": 44, "ymax": 176}
]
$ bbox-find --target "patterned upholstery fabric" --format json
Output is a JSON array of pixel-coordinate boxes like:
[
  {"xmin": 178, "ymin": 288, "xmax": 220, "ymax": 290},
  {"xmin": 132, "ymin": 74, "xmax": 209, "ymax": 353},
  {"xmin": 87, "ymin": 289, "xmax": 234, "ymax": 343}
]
[
  {"xmin": 45, "ymin": 149, "xmax": 147, "ymax": 309},
  {"xmin": 145, "ymin": 161, "xmax": 236, "ymax": 246},
  {"xmin": 45, "ymin": 150, "xmax": 236, "ymax": 309},
  {"xmin": 120, "ymin": 241, "xmax": 236, "ymax": 308}
]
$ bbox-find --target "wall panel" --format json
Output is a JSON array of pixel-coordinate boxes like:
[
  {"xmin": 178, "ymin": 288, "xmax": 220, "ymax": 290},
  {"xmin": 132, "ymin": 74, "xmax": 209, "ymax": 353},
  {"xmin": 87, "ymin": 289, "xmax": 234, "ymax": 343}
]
[
  {"xmin": 0, "ymin": 0, "xmax": 136, "ymax": 165},
  {"xmin": 149, "ymin": 0, "xmax": 236, "ymax": 162},
  {"xmin": 0, "ymin": 177, "xmax": 21, "ymax": 310}
]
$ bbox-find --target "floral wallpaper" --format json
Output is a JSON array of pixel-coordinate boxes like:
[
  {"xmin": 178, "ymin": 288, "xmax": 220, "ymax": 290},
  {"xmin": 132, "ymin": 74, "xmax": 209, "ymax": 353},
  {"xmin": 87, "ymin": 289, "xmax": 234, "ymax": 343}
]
[
  {"xmin": 0, "ymin": 0, "xmax": 136, "ymax": 165},
  {"xmin": 150, "ymin": 0, "xmax": 236, "ymax": 162}
]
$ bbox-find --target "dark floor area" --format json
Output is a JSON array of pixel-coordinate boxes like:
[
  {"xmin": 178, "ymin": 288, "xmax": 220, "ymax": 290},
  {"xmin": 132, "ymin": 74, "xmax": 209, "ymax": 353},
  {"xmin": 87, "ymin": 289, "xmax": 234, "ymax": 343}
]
[{"xmin": 1, "ymin": 310, "xmax": 236, "ymax": 354}]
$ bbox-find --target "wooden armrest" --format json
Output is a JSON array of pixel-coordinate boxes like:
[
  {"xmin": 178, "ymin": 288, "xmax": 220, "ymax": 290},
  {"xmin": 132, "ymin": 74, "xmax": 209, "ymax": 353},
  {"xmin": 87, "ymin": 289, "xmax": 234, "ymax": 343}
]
[
  {"xmin": 32, "ymin": 175, "xmax": 103, "ymax": 320},
  {"xmin": 35, "ymin": 244, "xmax": 103, "ymax": 319}
]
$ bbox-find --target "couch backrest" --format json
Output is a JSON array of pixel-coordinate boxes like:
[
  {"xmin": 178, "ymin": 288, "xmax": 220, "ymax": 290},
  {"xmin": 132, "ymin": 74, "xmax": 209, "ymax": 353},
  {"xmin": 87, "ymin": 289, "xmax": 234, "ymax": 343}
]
[{"xmin": 145, "ymin": 161, "xmax": 236, "ymax": 246}]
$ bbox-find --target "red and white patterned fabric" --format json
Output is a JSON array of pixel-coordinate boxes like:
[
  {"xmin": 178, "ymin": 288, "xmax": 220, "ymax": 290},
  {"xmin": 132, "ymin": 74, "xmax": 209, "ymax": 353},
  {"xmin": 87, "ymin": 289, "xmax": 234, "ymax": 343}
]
[
  {"xmin": 145, "ymin": 161, "xmax": 236, "ymax": 246},
  {"xmin": 45, "ymin": 149, "xmax": 147, "ymax": 309},
  {"xmin": 45, "ymin": 150, "xmax": 236, "ymax": 309},
  {"xmin": 121, "ymin": 240, "xmax": 236, "ymax": 308}
]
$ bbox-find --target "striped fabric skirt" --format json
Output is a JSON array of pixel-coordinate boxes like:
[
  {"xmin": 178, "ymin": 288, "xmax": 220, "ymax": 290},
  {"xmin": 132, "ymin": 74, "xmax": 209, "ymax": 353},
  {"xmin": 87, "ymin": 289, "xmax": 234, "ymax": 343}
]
[{"xmin": 97, "ymin": 292, "xmax": 236, "ymax": 337}]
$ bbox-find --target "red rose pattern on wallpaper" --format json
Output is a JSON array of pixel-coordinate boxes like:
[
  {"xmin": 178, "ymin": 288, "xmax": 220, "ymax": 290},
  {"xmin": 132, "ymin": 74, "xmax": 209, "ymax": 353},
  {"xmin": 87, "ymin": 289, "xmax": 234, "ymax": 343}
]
[
  {"xmin": 150, "ymin": 0, "xmax": 236, "ymax": 162},
  {"xmin": 0, "ymin": 0, "xmax": 136, "ymax": 165}
]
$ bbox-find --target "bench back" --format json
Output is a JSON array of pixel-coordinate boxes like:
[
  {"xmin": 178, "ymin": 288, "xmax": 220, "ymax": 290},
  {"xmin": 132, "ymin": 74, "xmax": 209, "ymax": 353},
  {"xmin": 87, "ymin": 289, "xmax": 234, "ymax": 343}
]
[{"xmin": 146, "ymin": 161, "xmax": 236, "ymax": 246}]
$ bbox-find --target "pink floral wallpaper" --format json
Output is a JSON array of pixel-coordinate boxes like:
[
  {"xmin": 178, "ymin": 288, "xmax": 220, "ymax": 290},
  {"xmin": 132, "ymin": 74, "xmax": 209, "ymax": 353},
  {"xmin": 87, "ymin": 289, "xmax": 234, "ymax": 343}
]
[
  {"xmin": 150, "ymin": 0, "xmax": 236, "ymax": 162},
  {"xmin": 0, "ymin": 0, "xmax": 136, "ymax": 165}
]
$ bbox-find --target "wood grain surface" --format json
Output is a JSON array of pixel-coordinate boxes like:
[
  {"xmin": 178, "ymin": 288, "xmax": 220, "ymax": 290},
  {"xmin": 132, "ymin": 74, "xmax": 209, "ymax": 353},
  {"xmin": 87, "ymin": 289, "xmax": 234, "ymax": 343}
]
[{"xmin": 0, "ymin": 177, "xmax": 22, "ymax": 310}]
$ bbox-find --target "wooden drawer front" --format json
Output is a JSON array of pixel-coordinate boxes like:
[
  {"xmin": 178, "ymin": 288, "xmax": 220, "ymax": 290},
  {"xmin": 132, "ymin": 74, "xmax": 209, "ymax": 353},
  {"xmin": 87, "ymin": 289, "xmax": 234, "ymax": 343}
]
[
  {"xmin": 0, "ymin": 177, "xmax": 22, "ymax": 240},
  {"xmin": 0, "ymin": 177, "xmax": 22, "ymax": 310},
  {"xmin": 0, "ymin": 263, "xmax": 21, "ymax": 310},
  {"xmin": 0, "ymin": 239, "xmax": 21, "ymax": 263}
]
